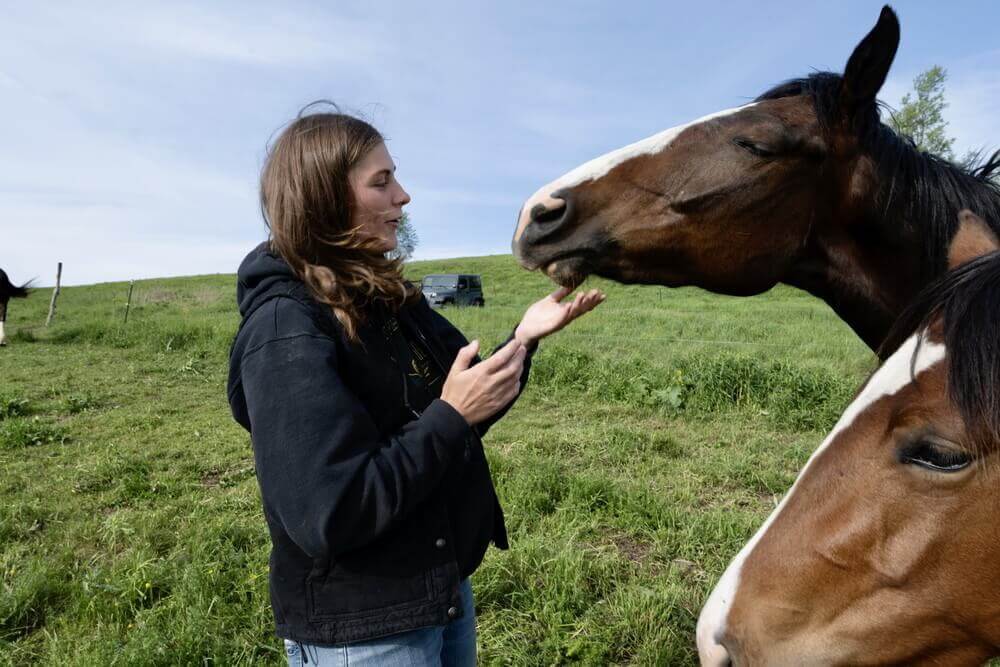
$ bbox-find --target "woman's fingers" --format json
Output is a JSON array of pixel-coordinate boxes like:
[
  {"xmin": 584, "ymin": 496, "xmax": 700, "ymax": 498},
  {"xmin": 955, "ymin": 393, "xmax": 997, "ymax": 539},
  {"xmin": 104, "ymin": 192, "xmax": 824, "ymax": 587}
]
[
  {"xmin": 480, "ymin": 338, "xmax": 520, "ymax": 372},
  {"xmin": 449, "ymin": 340, "xmax": 480, "ymax": 375},
  {"xmin": 566, "ymin": 291, "xmax": 586, "ymax": 319},
  {"xmin": 495, "ymin": 346, "xmax": 527, "ymax": 381},
  {"xmin": 550, "ymin": 286, "xmax": 572, "ymax": 302},
  {"xmin": 505, "ymin": 381, "xmax": 521, "ymax": 403},
  {"xmin": 580, "ymin": 289, "xmax": 604, "ymax": 312},
  {"xmin": 487, "ymin": 345, "xmax": 526, "ymax": 385},
  {"xmin": 566, "ymin": 289, "xmax": 604, "ymax": 322}
]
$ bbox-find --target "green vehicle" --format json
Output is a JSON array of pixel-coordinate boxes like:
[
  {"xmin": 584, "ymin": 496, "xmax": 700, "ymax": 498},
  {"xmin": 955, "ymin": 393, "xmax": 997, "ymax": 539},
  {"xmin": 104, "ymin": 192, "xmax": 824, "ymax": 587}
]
[{"xmin": 420, "ymin": 274, "xmax": 485, "ymax": 308}]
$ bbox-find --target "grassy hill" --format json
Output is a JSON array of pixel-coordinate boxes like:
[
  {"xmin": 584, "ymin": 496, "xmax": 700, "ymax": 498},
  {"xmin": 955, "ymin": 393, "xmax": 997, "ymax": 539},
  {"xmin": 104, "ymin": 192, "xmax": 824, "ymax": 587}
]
[{"xmin": 0, "ymin": 255, "xmax": 874, "ymax": 665}]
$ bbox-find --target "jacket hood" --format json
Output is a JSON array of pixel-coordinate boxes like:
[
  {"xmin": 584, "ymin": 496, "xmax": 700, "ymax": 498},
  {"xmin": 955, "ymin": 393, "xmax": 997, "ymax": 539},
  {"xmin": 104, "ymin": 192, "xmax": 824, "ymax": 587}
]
[{"xmin": 236, "ymin": 241, "xmax": 299, "ymax": 317}]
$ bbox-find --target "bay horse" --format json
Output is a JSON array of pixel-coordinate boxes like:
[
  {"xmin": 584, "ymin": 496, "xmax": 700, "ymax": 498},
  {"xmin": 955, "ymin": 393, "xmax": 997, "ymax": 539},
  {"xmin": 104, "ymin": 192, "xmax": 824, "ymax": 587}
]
[
  {"xmin": 512, "ymin": 6, "xmax": 1000, "ymax": 355},
  {"xmin": 0, "ymin": 269, "xmax": 31, "ymax": 346},
  {"xmin": 697, "ymin": 211, "xmax": 1000, "ymax": 665}
]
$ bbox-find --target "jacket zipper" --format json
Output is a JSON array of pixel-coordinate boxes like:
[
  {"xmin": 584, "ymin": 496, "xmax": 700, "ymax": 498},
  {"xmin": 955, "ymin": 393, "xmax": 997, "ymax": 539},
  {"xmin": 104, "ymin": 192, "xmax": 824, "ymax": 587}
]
[
  {"xmin": 400, "ymin": 369, "xmax": 422, "ymax": 420},
  {"xmin": 407, "ymin": 317, "xmax": 473, "ymax": 461},
  {"xmin": 411, "ymin": 322, "xmax": 447, "ymax": 377}
]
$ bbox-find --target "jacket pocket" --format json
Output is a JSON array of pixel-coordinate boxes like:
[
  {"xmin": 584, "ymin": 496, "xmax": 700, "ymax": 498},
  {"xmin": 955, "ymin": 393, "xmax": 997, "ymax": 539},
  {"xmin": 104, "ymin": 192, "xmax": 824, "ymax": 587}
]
[{"xmin": 307, "ymin": 565, "xmax": 433, "ymax": 620}]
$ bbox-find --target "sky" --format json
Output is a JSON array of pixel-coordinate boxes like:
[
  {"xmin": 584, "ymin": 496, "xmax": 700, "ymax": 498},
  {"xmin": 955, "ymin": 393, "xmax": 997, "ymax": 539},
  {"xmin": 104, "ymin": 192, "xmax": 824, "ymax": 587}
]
[{"xmin": 2, "ymin": 1, "xmax": 999, "ymax": 286}]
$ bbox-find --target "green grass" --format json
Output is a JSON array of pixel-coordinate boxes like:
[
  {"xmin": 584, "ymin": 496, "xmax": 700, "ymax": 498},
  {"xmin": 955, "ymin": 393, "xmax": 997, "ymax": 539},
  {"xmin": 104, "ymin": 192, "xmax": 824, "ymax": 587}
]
[{"xmin": 0, "ymin": 256, "xmax": 875, "ymax": 665}]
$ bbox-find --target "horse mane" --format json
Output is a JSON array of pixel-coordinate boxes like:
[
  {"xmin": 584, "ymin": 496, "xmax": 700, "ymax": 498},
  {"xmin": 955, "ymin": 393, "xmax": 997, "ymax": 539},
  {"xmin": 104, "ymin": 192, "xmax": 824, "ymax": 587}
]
[
  {"xmin": 757, "ymin": 73, "xmax": 1000, "ymax": 284},
  {"xmin": 879, "ymin": 250, "xmax": 1000, "ymax": 450}
]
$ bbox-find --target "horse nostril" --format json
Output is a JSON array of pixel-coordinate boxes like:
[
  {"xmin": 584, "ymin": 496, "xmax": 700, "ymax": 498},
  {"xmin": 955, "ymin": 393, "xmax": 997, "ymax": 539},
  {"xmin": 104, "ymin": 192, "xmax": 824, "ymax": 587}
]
[
  {"xmin": 530, "ymin": 198, "xmax": 567, "ymax": 225},
  {"xmin": 515, "ymin": 193, "xmax": 572, "ymax": 254}
]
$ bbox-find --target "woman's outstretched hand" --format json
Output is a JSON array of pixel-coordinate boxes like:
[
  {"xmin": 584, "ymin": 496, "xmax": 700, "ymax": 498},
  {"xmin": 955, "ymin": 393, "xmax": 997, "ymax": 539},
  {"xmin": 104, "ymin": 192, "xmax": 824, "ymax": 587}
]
[{"xmin": 514, "ymin": 286, "xmax": 606, "ymax": 348}]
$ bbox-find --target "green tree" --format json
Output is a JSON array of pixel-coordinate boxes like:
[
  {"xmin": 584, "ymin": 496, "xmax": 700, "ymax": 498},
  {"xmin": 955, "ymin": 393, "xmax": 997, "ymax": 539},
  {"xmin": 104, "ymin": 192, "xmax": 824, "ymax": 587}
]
[
  {"xmin": 390, "ymin": 212, "xmax": 419, "ymax": 261},
  {"xmin": 888, "ymin": 66, "xmax": 956, "ymax": 160}
]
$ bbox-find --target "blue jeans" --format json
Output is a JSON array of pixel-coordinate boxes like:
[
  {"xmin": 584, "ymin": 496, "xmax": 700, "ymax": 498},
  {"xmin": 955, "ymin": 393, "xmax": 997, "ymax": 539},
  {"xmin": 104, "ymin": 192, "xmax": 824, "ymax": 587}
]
[{"xmin": 284, "ymin": 578, "xmax": 476, "ymax": 666}]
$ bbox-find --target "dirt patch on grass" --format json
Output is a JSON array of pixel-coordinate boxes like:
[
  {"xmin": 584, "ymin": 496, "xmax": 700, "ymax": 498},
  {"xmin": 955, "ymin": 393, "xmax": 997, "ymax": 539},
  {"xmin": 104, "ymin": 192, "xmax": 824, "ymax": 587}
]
[
  {"xmin": 599, "ymin": 531, "xmax": 653, "ymax": 565},
  {"xmin": 669, "ymin": 558, "xmax": 706, "ymax": 581},
  {"xmin": 200, "ymin": 464, "xmax": 254, "ymax": 489},
  {"xmin": 200, "ymin": 469, "xmax": 222, "ymax": 488}
]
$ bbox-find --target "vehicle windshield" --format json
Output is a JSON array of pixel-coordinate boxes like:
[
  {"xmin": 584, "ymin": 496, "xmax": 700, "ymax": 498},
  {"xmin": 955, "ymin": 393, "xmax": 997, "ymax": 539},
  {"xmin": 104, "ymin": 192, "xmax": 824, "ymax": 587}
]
[{"xmin": 422, "ymin": 276, "xmax": 458, "ymax": 288}]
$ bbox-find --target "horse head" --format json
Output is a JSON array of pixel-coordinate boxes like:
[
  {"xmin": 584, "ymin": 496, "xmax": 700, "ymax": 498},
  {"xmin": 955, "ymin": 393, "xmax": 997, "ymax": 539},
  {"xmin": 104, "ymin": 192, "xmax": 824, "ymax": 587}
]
[
  {"xmin": 696, "ymin": 211, "xmax": 1000, "ymax": 665},
  {"xmin": 513, "ymin": 7, "xmax": 1000, "ymax": 352},
  {"xmin": 514, "ymin": 7, "xmax": 898, "ymax": 289}
]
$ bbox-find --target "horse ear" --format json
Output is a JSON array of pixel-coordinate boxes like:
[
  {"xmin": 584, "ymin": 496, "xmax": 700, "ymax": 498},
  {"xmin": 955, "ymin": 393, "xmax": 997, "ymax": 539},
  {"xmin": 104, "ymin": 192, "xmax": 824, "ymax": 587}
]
[
  {"xmin": 948, "ymin": 210, "xmax": 1000, "ymax": 270},
  {"xmin": 839, "ymin": 6, "xmax": 900, "ymax": 119}
]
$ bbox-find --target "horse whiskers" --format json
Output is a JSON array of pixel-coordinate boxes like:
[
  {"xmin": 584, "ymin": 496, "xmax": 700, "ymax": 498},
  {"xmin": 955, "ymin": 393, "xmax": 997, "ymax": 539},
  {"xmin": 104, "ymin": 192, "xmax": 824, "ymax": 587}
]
[
  {"xmin": 542, "ymin": 257, "xmax": 588, "ymax": 291},
  {"xmin": 562, "ymin": 274, "xmax": 586, "ymax": 291}
]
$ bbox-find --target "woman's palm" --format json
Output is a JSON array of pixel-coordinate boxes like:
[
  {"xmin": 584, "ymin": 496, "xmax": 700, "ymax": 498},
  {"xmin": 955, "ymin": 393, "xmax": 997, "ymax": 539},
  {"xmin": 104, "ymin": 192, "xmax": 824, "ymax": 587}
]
[{"xmin": 516, "ymin": 287, "xmax": 605, "ymax": 344}]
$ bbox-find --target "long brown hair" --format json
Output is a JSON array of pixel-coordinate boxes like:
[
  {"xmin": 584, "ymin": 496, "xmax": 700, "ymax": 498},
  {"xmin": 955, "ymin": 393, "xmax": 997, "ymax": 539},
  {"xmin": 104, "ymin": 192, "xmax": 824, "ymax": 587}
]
[{"xmin": 261, "ymin": 103, "xmax": 417, "ymax": 341}]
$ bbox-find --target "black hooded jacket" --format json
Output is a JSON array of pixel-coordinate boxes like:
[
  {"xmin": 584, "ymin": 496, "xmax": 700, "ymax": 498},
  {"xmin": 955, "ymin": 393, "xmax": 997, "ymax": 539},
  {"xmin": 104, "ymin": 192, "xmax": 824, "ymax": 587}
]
[{"xmin": 226, "ymin": 243, "xmax": 532, "ymax": 645}]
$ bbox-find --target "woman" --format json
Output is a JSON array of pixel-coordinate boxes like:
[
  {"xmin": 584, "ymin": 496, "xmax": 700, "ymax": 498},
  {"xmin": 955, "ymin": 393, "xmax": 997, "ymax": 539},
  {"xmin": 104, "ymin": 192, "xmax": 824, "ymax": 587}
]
[{"xmin": 226, "ymin": 106, "xmax": 604, "ymax": 666}]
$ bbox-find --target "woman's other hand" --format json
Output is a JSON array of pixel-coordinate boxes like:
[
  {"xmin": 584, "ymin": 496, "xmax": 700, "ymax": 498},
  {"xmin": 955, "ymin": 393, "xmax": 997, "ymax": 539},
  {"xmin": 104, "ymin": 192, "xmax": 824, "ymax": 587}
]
[
  {"xmin": 514, "ymin": 287, "xmax": 605, "ymax": 348},
  {"xmin": 441, "ymin": 339, "xmax": 526, "ymax": 426}
]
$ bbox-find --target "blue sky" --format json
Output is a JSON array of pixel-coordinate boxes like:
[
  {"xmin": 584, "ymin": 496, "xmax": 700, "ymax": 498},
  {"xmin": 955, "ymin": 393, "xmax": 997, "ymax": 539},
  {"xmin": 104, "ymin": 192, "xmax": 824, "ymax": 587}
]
[{"xmin": 3, "ymin": 1, "xmax": 998, "ymax": 285}]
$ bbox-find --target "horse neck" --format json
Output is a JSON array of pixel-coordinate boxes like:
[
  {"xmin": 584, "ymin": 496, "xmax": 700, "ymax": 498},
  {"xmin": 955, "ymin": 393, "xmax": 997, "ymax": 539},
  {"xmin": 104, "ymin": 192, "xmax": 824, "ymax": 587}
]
[
  {"xmin": 785, "ymin": 235, "xmax": 908, "ymax": 353},
  {"xmin": 785, "ymin": 186, "xmax": 921, "ymax": 352},
  {"xmin": 788, "ymin": 143, "xmax": 1000, "ymax": 354}
]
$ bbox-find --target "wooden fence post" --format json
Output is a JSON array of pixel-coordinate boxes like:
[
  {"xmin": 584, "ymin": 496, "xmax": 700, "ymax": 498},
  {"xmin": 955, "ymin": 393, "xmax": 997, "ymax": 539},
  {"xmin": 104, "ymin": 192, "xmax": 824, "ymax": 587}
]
[
  {"xmin": 45, "ymin": 262, "xmax": 62, "ymax": 327},
  {"xmin": 124, "ymin": 281, "xmax": 134, "ymax": 324}
]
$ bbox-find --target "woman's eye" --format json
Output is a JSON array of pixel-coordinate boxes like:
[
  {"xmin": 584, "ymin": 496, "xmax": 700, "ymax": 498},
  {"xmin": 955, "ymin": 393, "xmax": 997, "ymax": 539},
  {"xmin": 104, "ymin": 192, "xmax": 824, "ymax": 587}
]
[
  {"xmin": 732, "ymin": 137, "xmax": 776, "ymax": 158},
  {"xmin": 899, "ymin": 440, "xmax": 972, "ymax": 472}
]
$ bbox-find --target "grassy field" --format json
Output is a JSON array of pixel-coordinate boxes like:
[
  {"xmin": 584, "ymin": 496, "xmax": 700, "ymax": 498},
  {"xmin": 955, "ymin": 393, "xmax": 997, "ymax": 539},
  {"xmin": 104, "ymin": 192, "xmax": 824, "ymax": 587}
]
[{"xmin": 0, "ymin": 254, "xmax": 875, "ymax": 665}]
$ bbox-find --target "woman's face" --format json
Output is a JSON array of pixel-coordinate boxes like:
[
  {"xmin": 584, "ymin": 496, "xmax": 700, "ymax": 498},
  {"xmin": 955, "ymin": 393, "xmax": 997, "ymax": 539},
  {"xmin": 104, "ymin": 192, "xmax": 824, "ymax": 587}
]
[{"xmin": 348, "ymin": 142, "xmax": 411, "ymax": 253}]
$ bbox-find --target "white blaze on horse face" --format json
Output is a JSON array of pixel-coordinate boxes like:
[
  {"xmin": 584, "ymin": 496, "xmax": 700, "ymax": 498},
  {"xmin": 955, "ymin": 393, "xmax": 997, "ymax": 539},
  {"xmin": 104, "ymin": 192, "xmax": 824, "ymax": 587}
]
[
  {"xmin": 696, "ymin": 333, "xmax": 946, "ymax": 665},
  {"xmin": 0, "ymin": 320, "xmax": 5, "ymax": 345},
  {"xmin": 514, "ymin": 104, "xmax": 756, "ymax": 242}
]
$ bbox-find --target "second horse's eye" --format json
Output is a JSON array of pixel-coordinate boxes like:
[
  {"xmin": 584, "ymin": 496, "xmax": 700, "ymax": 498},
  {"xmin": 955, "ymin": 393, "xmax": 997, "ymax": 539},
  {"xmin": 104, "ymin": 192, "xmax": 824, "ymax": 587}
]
[
  {"xmin": 899, "ymin": 439, "xmax": 972, "ymax": 472},
  {"xmin": 732, "ymin": 137, "xmax": 777, "ymax": 158}
]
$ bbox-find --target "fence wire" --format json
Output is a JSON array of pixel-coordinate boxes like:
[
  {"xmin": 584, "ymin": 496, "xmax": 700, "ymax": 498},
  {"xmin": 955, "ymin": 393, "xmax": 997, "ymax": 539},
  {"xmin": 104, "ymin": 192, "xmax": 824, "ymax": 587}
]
[{"xmin": 7, "ymin": 285, "xmax": 857, "ymax": 351}]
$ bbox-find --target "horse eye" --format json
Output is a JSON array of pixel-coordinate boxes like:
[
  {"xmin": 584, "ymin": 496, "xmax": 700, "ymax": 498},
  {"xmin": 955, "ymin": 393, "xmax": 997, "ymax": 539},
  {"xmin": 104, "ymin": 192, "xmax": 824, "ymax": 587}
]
[
  {"xmin": 899, "ymin": 439, "xmax": 972, "ymax": 472},
  {"xmin": 732, "ymin": 137, "xmax": 777, "ymax": 158}
]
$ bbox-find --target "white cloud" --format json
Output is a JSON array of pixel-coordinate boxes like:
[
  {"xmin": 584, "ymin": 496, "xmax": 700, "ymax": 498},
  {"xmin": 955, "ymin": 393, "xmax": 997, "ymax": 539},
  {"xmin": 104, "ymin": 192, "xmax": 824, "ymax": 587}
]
[{"xmin": 1, "ymin": 3, "xmax": 388, "ymax": 69}]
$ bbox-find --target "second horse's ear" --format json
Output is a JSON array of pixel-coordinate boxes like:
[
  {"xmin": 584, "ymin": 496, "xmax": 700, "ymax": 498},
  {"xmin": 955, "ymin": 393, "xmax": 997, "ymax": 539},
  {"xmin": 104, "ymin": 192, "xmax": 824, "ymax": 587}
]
[
  {"xmin": 839, "ymin": 6, "xmax": 900, "ymax": 122},
  {"xmin": 948, "ymin": 210, "xmax": 1000, "ymax": 270}
]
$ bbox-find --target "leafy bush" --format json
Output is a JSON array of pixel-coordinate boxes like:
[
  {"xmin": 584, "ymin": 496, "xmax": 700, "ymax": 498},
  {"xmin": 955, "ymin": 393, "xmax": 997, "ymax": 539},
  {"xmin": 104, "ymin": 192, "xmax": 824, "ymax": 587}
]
[
  {"xmin": 531, "ymin": 347, "xmax": 855, "ymax": 431},
  {"xmin": 0, "ymin": 394, "xmax": 30, "ymax": 420},
  {"xmin": 681, "ymin": 354, "xmax": 855, "ymax": 429},
  {"xmin": 62, "ymin": 393, "xmax": 101, "ymax": 414}
]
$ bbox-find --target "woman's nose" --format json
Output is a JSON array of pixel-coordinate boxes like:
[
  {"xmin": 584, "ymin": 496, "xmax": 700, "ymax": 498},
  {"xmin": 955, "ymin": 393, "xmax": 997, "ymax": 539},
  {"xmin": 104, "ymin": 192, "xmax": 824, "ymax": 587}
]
[{"xmin": 395, "ymin": 183, "xmax": 411, "ymax": 206}]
